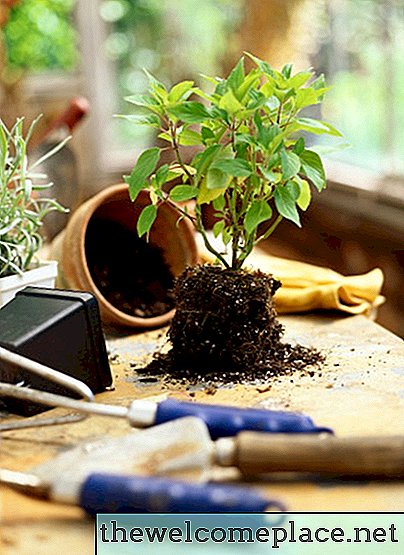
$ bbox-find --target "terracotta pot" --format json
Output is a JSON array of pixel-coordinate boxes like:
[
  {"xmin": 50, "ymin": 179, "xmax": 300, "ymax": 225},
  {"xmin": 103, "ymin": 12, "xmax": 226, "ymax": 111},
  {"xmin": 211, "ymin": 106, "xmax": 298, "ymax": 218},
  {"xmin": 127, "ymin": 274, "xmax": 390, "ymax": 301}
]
[{"xmin": 51, "ymin": 184, "xmax": 198, "ymax": 328}]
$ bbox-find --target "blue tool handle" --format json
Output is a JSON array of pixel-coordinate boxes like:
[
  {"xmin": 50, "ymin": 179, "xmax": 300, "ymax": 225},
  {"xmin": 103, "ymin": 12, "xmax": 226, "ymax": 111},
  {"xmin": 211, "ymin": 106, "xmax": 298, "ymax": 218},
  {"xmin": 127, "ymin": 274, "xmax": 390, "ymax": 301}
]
[
  {"xmin": 80, "ymin": 473, "xmax": 282, "ymax": 514},
  {"xmin": 155, "ymin": 399, "xmax": 332, "ymax": 439}
]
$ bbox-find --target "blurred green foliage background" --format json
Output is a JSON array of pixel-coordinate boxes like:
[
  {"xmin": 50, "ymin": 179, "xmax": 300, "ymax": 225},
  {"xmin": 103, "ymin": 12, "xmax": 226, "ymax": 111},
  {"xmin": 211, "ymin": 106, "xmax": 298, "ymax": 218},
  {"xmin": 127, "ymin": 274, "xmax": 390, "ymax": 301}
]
[{"xmin": 1, "ymin": 0, "xmax": 403, "ymax": 175}]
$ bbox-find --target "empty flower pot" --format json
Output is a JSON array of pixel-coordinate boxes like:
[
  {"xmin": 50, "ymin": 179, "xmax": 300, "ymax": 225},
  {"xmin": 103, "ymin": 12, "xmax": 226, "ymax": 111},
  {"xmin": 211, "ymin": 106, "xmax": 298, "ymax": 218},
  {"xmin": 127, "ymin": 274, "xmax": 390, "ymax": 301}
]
[{"xmin": 50, "ymin": 184, "xmax": 198, "ymax": 328}]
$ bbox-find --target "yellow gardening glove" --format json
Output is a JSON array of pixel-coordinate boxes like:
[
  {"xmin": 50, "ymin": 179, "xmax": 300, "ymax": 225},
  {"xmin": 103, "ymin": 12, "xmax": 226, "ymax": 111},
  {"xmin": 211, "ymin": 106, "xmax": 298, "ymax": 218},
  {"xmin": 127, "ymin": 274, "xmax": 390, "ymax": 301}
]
[
  {"xmin": 246, "ymin": 249, "xmax": 385, "ymax": 316},
  {"xmin": 199, "ymin": 240, "xmax": 385, "ymax": 316}
]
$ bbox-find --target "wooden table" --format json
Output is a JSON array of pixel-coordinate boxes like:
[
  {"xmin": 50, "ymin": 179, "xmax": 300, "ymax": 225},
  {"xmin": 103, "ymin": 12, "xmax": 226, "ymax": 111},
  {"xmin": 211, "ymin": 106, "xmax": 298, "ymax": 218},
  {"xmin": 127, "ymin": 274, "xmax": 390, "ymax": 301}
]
[{"xmin": 1, "ymin": 313, "xmax": 404, "ymax": 554}]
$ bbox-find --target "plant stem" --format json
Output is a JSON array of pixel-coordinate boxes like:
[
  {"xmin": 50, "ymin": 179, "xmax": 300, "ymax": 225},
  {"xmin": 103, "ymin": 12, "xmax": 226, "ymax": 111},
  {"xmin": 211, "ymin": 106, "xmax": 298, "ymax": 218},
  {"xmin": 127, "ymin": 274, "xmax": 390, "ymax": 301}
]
[
  {"xmin": 195, "ymin": 205, "xmax": 230, "ymax": 269},
  {"xmin": 260, "ymin": 214, "xmax": 283, "ymax": 241}
]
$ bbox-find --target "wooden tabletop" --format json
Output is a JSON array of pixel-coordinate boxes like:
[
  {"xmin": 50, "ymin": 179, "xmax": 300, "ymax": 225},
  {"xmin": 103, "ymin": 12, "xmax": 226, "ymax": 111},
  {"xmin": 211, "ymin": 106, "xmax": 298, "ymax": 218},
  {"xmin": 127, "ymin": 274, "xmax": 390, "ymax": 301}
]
[{"xmin": 1, "ymin": 312, "xmax": 404, "ymax": 554}]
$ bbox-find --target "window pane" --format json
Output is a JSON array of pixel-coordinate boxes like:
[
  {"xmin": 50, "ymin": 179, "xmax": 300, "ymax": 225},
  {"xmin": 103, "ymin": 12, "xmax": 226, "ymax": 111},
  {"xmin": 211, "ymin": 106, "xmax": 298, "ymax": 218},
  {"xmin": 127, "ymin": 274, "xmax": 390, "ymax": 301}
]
[
  {"xmin": 313, "ymin": 0, "xmax": 404, "ymax": 176},
  {"xmin": 101, "ymin": 0, "xmax": 243, "ymax": 149}
]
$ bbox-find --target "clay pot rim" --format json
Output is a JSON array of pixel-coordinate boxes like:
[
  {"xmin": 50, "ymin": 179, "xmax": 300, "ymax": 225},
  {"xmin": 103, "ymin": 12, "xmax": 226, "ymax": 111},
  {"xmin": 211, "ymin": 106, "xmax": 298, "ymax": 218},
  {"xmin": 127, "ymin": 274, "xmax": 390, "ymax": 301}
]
[{"xmin": 69, "ymin": 183, "xmax": 179, "ymax": 328}]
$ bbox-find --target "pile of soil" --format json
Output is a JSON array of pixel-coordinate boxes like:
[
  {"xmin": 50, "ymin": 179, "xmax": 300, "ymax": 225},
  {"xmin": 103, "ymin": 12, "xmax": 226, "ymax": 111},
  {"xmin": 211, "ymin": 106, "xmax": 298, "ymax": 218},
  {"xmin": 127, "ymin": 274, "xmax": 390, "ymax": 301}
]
[
  {"xmin": 85, "ymin": 218, "xmax": 175, "ymax": 317},
  {"xmin": 138, "ymin": 264, "xmax": 324, "ymax": 387}
]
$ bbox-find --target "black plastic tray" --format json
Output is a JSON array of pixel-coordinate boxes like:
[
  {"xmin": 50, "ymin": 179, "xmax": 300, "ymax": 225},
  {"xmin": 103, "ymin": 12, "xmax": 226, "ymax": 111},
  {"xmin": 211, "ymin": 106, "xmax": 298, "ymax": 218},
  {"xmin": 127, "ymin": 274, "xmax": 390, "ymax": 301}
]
[{"xmin": 0, "ymin": 287, "xmax": 112, "ymax": 415}]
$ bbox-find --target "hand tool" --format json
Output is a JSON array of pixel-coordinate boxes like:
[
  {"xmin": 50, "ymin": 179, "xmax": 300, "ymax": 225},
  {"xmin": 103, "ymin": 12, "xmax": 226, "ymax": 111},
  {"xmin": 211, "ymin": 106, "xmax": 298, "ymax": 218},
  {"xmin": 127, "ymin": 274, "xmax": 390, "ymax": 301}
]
[
  {"xmin": 0, "ymin": 468, "xmax": 282, "ymax": 514},
  {"xmin": 151, "ymin": 417, "xmax": 404, "ymax": 479},
  {"xmin": 0, "ymin": 419, "xmax": 284, "ymax": 513},
  {"xmin": 14, "ymin": 415, "xmax": 404, "ymax": 495},
  {"xmin": 0, "ymin": 381, "xmax": 332, "ymax": 438}
]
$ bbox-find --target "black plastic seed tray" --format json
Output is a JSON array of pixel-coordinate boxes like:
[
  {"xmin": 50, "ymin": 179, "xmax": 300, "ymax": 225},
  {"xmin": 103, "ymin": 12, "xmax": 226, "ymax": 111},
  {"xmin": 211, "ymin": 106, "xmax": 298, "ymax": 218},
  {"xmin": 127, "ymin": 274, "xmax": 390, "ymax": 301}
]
[{"xmin": 0, "ymin": 287, "xmax": 112, "ymax": 415}]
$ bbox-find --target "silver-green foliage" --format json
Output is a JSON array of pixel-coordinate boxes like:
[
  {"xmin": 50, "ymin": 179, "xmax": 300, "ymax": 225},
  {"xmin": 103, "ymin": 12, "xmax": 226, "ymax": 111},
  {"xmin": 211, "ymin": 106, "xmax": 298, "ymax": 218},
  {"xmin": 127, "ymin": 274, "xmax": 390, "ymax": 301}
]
[
  {"xmin": 124, "ymin": 54, "xmax": 341, "ymax": 269},
  {"xmin": 0, "ymin": 117, "xmax": 68, "ymax": 277}
]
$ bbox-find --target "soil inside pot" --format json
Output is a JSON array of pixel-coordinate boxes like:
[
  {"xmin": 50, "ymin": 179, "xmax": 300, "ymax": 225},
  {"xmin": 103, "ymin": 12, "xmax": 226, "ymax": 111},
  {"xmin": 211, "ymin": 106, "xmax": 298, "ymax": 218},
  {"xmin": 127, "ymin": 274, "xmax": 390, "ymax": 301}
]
[
  {"xmin": 85, "ymin": 218, "xmax": 175, "ymax": 317},
  {"xmin": 137, "ymin": 265, "xmax": 324, "ymax": 388}
]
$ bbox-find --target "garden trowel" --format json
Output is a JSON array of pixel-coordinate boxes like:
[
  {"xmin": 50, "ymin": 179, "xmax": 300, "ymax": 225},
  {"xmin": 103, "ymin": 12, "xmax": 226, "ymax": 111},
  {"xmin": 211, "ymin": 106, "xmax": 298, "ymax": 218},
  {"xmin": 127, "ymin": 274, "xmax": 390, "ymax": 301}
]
[
  {"xmin": 0, "ymin": 418, "xmax": 284, "ymax": 514},
  {"xmin": 154, "ymin": 417, "xmax": 404, "ymax": 479},
  {"xmin": 44, "ymin": 414, "xmax": 402, "ymax": 480}
]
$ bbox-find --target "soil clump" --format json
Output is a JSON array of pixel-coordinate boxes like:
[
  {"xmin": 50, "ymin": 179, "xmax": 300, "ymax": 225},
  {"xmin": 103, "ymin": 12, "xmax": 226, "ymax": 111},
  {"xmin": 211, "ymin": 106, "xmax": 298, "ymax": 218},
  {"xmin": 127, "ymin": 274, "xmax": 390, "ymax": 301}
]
[{"xmin": 137, "ymin": 265, "xmax": 324, "ymax": 387}]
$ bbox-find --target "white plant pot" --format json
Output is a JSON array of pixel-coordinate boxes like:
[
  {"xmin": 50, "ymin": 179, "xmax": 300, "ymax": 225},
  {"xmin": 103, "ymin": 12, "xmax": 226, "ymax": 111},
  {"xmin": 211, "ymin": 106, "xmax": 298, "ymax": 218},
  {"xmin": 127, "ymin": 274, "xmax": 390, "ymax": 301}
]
[{"xmin": 0, "ymin": 260, "xmax": 58, "ymax": 308}]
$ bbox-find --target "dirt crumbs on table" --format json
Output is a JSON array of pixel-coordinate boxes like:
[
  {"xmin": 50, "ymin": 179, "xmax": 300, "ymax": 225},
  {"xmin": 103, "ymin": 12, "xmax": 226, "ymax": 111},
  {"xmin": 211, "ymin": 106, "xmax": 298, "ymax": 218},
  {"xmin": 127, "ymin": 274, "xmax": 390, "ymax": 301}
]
[
  {"xmin": 134, "ymin": 265, "xmax": 324, "ymax": 389},
  {"xmin": 86, "ymin": 218, "xmax": 175, "ymax": 317}
]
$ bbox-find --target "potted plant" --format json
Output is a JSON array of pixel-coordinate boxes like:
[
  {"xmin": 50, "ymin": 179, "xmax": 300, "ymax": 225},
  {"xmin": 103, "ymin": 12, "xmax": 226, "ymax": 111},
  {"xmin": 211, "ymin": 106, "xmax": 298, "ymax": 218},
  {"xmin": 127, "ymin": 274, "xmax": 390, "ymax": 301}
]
[
  {"xmin": 124, "ymin": 54, "xmax": 341, "ymax": 380},
  {"xmin": 0, "ymin": 116, "xmax": 67, "ymax": 307}
]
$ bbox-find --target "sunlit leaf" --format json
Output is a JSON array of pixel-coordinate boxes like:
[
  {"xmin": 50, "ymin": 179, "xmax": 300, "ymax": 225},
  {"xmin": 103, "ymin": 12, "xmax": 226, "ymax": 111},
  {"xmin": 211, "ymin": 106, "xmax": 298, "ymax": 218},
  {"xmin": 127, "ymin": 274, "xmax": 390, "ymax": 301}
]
[
  {"xmin": 211, "ymin": 158, "xmax": 252, "ymax": 177},
  {"xmin": 126, "ymin": 147, "xmax": 160, "ymax": 201},
  {"xmin": 300, "ymin": 149, "xmax": 326, "ymax": 191},
  {"xmin": 168, "ymin": 102, "xmax": 211, "ymax": 123},
  {"xmin": 244, "ymin": 200, "xmax": 272, "ymax": 235},
  {"xmin": 169, "ymin": 185, "xmax": 198, "ymax": 202},
  {"xmin": 280, "ymin": 149, "xmax": 301, "ymax": 180},
  {"xmin": 137, "ymin": 204, "xmax": 157, "ymax": 237},
  {"xmin": 274, "ymin": 182, "xmax": 301, "ymax": 226}
]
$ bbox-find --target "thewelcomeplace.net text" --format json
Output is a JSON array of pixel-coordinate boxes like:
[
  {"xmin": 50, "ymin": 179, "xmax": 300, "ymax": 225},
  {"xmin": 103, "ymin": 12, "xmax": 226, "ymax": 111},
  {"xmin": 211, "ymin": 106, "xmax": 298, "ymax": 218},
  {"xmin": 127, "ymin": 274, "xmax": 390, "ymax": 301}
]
[{"xmin": 99, "ymin": 518, "xmax": 399, "ymax": 549}]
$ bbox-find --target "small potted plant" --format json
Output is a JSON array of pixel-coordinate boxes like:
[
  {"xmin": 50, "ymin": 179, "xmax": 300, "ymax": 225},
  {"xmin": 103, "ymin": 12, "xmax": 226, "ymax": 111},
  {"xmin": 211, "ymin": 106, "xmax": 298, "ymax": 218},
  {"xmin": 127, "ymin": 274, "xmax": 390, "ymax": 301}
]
[
  {"xmin": 0, "ymin": 116, "xmax": 67, "ymax": 307},
  {"xmin": 124, "ymin": 54, "xmax": 341, "ymax": 380}
]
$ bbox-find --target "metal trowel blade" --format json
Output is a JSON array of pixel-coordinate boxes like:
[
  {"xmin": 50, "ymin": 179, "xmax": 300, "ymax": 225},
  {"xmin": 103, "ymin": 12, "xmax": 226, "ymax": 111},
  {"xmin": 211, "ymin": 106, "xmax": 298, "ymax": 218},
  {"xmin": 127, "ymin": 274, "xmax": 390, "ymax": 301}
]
[{"xmin": 32, "ymin": 416, "xmax": 214, "ymax": 483}]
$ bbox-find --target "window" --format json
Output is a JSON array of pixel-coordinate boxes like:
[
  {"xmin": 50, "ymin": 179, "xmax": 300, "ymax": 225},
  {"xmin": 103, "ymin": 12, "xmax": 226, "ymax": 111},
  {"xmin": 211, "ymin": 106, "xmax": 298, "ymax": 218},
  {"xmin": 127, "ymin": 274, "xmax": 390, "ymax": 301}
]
[
  {"xmin": 311, "ymin": 0, "xmax": 404, "ymax": 177},
  {"xmin": 76, "ymin": 0, "xmax": 243, "ymax": 174}
]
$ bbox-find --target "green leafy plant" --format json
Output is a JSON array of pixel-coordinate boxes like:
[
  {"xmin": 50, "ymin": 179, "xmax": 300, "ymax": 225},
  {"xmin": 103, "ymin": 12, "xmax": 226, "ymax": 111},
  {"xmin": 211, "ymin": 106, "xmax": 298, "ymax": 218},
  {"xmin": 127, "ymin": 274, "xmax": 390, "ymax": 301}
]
[
  {"xmin": 124, "ymin": 54, "xmax": 341, "ymax": 269},
  {"xmin": 0, "ymin": 116, "xmax": 68, "ymax": 277}
]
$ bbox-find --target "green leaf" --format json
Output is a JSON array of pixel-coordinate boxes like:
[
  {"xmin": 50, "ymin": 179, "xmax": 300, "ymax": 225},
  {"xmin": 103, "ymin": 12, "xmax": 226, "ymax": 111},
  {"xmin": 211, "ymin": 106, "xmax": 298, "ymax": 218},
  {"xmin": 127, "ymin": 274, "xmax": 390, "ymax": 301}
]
[
  {"xmin": 295, "ymin": 88, "xmax": 320, "ymax": 110},
  {"xmin": 116, "ymin": 114, "xmax": 160, "ymax": 127},
  {"xmin": 206, "ymin": 167, "xmax": 230, "ymax": 190},
  {"xmin": 274, "ymin": 182, "xmax": 301, "ymax": 226},
  {"xmin": 257, "ymin": 123, "xmax": 280, "ymax": 149},
  {"xmin": 245, "ymin": 200, "xmax": 272, "ymax": 235},
  {"xmin": 201, "ymin": 127, "xmax": 215, "ymax": 144},
  {"xmin": 280, "ymin": 150, "xmax": 301, "ymax": 180},
  {"xmin": 300, "ymin": 149, "xmax": 326, "ymax": 191},
  {"xmin": 211, "ymin": 158, "xmax": 252, "ymax": 177},
  {"xmin": 157, "ymin": 131, "xmax": 172, "ymax": 143},
  {"xmin": 137, "ymin": 204, "xmax": 157, "ymax": 237},
  {"xmin": 212, "ymin": 195, "xmax": 225, "ymax": 211},
  {"xmin": 155, "ymin": 164, "xmax": 169, "ymax": 187},
  {"xmin": 227, "ymin": 57, "xmax": 245, "ymax": 93},
  {"xmin": 281, "ymin": 64, "xmax": 293, "ymax": 78},
  {"xmin": 293, "ymin": 137, "xmax": 305, "ymax": 155},
  {"xmin": 178, "ymin": 129, "xmax": 202, "ymax": 146},
  {"xmin": 218, "ymin": 90, "xmax": 244, "ymax": 114},
  {"xmin": 245, "ymin": 52, "xmax": 274, "ymax": 75},
  {"xmin": 247, "ymin": 89, "xmax": 267, "ymax": 110},
  {"xmin": 287, "ymin": 70, "xmax": 313, "ymax": 89},
  {"xmin": 0, "ymin": 123, "xmax": 7, "ymax": 170},
  {"xmin": 168, "ymin": 80, "xmax": 194, "ymax": 103},
  {"xmin": 214, "ymin": 79, "xmax": 227, "ymax": 96},
  {"xmin": 260, "ymin": 165, "xmax": 279, "ymax": 182},
  {"xmin": 193, "ymin": 144, "xmax": 222, "ymax": 174},
  {"xmin": 213, "ymin": 220, "xmax": 225, "ymax": 238},
  {"xmin": 169, "ymin": 185, "xmax": 198, "ymax": 202},
  {"xmin": 296, "ymin": 178, "xmax": 311, "ymax": 210},
  {"xmin": 236, "ymin": 69, "xmax": 260, "ymax": 101},
  {"xmin": 124, "ymin": 94, "xmax": 163, "ymax": 114},
  {"xmin": 197, "ymin": 176, "xmax": 227, "ymax": 204},
  {"xmin": 127, "ymin": 147, "xmax": 160, "ymax": 201},
  {"xmin": 168, "ymin": 102, "xmax": 211, "ymax": 123},
  {"xmin": 294, "ymin": 117, "xmax": 342, "ymax": 137}
]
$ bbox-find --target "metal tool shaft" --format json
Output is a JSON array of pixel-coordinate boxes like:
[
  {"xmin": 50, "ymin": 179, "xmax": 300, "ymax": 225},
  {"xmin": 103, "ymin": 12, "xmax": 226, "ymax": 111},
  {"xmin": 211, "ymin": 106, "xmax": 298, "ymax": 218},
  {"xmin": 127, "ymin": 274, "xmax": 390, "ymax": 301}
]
[{"xmin": 0, "ymin": 383, "xmax": 128, "ymax": 418}]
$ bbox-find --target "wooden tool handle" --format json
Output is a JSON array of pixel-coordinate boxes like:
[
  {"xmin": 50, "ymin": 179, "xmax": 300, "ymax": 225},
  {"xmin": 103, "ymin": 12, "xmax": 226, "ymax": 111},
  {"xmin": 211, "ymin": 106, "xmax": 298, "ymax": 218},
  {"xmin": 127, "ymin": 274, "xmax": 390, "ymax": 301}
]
[{"xmin": 233, "ymin": 433, "xmax": 404, "ymax": 477}]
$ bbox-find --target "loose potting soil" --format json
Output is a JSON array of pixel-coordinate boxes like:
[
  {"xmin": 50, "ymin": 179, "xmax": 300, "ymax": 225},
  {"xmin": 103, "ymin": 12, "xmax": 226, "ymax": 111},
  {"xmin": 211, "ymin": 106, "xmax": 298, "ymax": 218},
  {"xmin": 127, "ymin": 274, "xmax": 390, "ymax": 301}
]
[
  {"xmin": 137, "ymin": 264, "xmax": 324, "ymax": 387},
  {"xmin": 85, "ymin": 218, "xmax": 175, "ymax": 317}
]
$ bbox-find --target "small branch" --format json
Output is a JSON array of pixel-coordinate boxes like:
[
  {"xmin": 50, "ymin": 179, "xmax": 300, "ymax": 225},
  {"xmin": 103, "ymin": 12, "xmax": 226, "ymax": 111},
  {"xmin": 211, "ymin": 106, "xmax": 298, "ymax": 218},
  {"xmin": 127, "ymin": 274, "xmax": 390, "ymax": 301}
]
[
  {"xmin": 162, "ymin": 195, "xmax": 197, "ymax": 224},
  {"xmin": 195, "ymin": 206, "xmax": 230, "ymax": 269},
  {"xmin": 260, "ymin": 214, "xmax": 283, "ymax": 241},
  {"xmin": 169, "ymin": 121, "xmax": 193, "ymax": 183}
]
